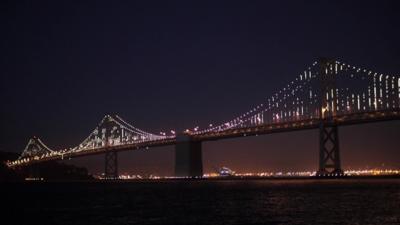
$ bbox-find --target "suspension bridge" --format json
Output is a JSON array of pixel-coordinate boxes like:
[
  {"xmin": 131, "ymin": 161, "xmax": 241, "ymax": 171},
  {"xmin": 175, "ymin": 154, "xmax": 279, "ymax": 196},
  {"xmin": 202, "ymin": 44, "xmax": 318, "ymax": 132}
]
[{"xmin": 6, "ymin": 58, "xmax": 400, "ymax": 178}]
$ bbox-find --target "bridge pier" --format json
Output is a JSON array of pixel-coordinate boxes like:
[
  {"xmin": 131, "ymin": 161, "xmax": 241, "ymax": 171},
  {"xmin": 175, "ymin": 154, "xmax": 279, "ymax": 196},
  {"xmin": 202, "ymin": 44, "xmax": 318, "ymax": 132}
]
[
  {"xmin": 317, "ymin": 124, "xmax": 343, "ymax": 176},
  {"xmin": 174, "ymin": 135, "xmax": 203, "ymax": 178},
  {"xmin": 104, "ymin": 151, "xmax": 118, "ymax": 179},
  {"xmin": 28, "ymin": 164, "xmax": 41, "ymax": 179}
]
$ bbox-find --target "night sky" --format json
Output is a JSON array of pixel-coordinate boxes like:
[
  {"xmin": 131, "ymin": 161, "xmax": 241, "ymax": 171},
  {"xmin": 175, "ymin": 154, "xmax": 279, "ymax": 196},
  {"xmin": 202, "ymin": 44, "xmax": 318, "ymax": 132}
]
[{"xmin": 1, "ymin": 1, "xmax": 399, "ymax": 175}]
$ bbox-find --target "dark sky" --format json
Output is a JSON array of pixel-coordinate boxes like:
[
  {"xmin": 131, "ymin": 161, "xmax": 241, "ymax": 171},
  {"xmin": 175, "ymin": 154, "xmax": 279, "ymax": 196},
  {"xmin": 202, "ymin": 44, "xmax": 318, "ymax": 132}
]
[{"xmin": 1, "ymin": 1, "xmax": 399, "ymax": 175}]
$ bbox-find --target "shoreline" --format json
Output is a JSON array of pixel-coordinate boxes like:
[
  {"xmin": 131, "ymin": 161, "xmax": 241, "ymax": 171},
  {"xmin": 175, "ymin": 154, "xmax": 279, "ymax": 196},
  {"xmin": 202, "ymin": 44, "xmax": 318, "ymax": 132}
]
[{"xmin": 3, "ymin": 174, "xmax": 400, "ymax": 183}]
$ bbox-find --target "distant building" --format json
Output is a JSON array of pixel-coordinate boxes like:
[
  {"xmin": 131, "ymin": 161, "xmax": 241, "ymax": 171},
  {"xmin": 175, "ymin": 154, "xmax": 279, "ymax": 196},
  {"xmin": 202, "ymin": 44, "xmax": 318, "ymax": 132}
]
[{"xmin": 218, "ymin": 167, "xmax": 235, "ymax": 176}]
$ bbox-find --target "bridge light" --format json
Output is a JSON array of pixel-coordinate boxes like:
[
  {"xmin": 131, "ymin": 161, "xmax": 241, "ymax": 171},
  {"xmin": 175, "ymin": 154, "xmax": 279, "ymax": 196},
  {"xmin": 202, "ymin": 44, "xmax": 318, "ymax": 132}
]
[{"xmin": 321, "ymin": 106, "xmax": 328, "ymax": 116}]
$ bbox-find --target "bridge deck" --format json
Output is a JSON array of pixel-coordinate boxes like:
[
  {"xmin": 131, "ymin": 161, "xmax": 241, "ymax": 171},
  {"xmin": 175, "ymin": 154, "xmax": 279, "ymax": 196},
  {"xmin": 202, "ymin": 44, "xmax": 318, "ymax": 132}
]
[
  {"xmin": 193, "ymin": 110, "xmax": 400, "ymax": 142},
  {"xmin": 8, "ymin": 109, "xmax": 400, "ymax": 167}
]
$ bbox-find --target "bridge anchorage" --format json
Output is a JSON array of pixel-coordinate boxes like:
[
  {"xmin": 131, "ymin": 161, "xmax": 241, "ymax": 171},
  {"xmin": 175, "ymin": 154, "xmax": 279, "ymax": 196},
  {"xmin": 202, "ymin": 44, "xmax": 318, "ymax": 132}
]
[
  {"xmin": 6, "ymin": 58, "xmax": 400, "ymax": 178},
  {"xmin": 175, "ymin": 134, "xmax": 203, "ymax": 178}
]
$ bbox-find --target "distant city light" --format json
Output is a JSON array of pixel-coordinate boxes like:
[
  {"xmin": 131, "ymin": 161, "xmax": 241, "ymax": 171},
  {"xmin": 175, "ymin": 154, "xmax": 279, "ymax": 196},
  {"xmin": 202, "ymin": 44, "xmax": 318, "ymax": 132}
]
[{"xmin": 89, "ymin": 169, "xmax": 400, "ymax": 180}]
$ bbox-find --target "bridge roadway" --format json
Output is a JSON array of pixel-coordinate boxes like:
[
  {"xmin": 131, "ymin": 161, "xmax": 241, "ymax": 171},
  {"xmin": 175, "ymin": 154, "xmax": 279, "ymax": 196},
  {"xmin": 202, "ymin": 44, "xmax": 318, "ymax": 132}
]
[{"xmin": 14, "ymin": 109, "xmax": 400, "ymax": 168}]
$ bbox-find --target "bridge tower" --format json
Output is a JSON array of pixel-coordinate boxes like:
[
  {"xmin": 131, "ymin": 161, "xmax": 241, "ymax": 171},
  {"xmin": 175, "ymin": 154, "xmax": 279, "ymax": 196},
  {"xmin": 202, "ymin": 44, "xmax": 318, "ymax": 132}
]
[
  {"xmin": 175, "ymin": 134, "xmax": 203, "ymax": 177},
  {"xmin": 103, "ymin": 115, "xmax": 119, "ymax": 179},
  {"xmin": 317, "ymin": 58, "xmax": 344, "ymax": 176}
]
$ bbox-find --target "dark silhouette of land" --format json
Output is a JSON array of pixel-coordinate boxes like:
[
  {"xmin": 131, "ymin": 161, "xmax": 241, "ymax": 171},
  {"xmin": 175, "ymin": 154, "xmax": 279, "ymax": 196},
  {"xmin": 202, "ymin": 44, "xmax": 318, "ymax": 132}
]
[{"xmin": 0, "ymin": 151, "xmax": 93, "ymax": 181}]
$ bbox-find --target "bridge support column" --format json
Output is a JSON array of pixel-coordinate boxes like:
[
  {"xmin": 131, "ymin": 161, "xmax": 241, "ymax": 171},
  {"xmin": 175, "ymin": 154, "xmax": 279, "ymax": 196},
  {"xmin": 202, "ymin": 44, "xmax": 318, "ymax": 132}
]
[
  {"xmin": 28, "ymin": 164, "xmax": 41, "ymax": 180},
  {"xmin": 317, "ymin": 124, "xmax": 343, "ymax": 176},
  {"xmin": 175, "ymin": 135, "xmax": 203, "ymax": 178},
  {"xmin": 105, "ymin": 151, "xmax": 118, "ymax": 179}
]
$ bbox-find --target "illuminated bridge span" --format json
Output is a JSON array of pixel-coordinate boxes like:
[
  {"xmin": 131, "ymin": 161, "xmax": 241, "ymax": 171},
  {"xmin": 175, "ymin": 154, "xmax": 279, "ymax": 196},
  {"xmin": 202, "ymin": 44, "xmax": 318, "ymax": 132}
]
[{"xmin": 7, "ymin": 58, "xmax": 400, "ymax": 178}]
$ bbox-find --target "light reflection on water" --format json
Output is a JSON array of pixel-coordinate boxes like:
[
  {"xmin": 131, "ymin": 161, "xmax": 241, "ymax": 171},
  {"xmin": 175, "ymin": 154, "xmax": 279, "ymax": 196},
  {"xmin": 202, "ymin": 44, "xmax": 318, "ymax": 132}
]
[{"xmin": 4, "ymin": 179, "xmax": 400, "ymax": 225}]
